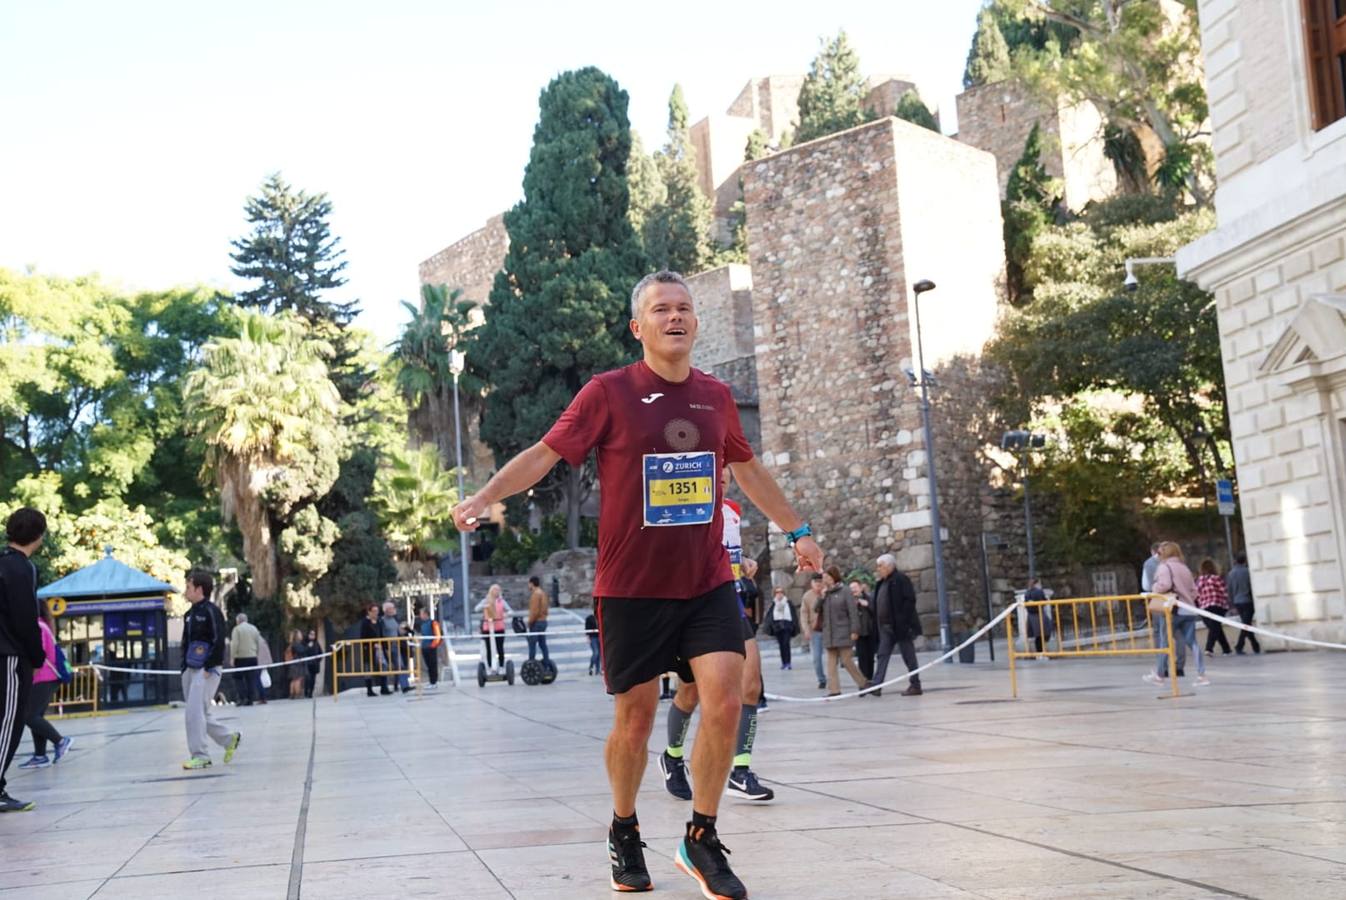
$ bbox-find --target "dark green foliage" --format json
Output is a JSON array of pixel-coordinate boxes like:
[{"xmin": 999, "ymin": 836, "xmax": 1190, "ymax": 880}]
[
  {"xmin": 744, "ymin": 129, "xmax": 768, "ymax": 162},
  {"xmin": 796, "ymin": 31, "xmax": 872, "ymax": 143},
  {"xmin": 964, "ymin": 6, "xmax": 1013, "ymax": 88},
  {"xmin": 315, "ymin": 448, "xmax": 397, "ymax": 630},
  {"xmin": 489, "ymin": 515, "xmax": 599, "ymax": 574},
  {"xmin": 229, "ymin": 173, "xmax": 354, "ymax": 325},
  {"xmin": 643, "ymin": 85, "xmax": 714, "ymax": 274},
  {"xmin": 470, "ymin": 67, "xmax": 645, "ymax": 548},
  {"xmin": 894, "ymin": 90, "xmax": 939, "ymax": 132},
  {"xmin": 1002, "ymin": 124, "xmax": 1059, "ymax": 304}
]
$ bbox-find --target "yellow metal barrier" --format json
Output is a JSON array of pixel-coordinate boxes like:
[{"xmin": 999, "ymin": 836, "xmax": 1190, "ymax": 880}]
[
  {"xmin": 53, "ymin": 665, "xmax": 100, "ymax": 717},
  {"xmin": 329, "ymin": 637, "xmax": 420, "ymax": 701},
  {"xmin": 1008, "ymin": 594, "xmax": 1179, "ymax": 698}
]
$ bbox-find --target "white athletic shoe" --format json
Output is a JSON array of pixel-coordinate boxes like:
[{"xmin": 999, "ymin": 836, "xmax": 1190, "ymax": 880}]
[
  {"xmin": 1195, "ymin": 675, "xmax": 1211, "ymax": 686},
  {"xmin": 1142, "ymin": 672, "xmax": 1167, "ymax": 686}
]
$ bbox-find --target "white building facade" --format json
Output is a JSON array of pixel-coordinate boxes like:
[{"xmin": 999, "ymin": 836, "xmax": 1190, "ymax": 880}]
[{"xmin": 1178, "ymin": 0, "xmax": 1346, "ymax": 640}]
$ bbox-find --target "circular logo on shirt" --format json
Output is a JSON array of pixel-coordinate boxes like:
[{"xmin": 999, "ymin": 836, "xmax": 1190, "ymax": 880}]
[
  {"xmin": 662, "ymin": 461, "xmax": 675, "ymax": 473},
  {"xmin": 664, "ymin": 418, "xmax": 701, "ymax": 451}
]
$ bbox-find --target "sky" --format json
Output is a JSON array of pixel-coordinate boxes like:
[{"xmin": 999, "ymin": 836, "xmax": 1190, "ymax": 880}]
[{"xmin": 1, "ymin": 0, "xmax": 986, "ymax": 342}]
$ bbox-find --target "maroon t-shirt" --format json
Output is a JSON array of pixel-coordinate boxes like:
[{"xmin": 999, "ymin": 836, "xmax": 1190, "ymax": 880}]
[{"xmin": 542, "ymin": 361, "xmax": 754, "ymax": 599}]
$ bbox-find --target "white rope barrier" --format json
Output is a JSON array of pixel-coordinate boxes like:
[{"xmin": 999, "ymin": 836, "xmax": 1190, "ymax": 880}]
[
  {"xmin": 1173, "ymin": 600, "xmax": 1346, "ymax": 651},
  {"xmin": 764, "ymin": 601, "xmax": 1024, "ymax": 703},
  {"xmin": 92, "ymin": 648, "xmax": 338, "ymax": 677}
]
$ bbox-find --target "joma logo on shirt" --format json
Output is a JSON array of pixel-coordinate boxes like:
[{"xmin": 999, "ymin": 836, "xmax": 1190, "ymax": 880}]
[{"xmin": 640, "ymin": 393, "xmax": 664, "ymax": 404}]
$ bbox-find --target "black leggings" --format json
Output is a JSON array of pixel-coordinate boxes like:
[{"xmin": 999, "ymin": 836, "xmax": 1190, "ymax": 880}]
[
  {"xmin": 775, "ymin": 631, "xmax": 792, "ymax": 665},
  {"xmin": 1204, "ymin": 608, "xmax": 1232, "ymax": 654},
  {"xmin": 483, "ymin": 634, "xmax": 506, "ymax": 667},
  {"xmin": 26, "ymin": 681, "xmax": 63, "ymax": 757},
  {"xmin": 422, "ymin": 648, "xmax": 440, "ymax": 685}
]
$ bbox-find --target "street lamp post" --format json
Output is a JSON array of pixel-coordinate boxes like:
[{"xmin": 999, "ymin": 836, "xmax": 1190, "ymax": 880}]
[
  {"xmin": 1192, "ymin": 425, "xmax": 1218, "ymax": 560},
  {"xmin": 1001, "ymin": 430, "xmax": 1046, "ymax": 584},
  {"xmin": 910, "ymin": 279, "xmax": 951, "ymax": 657},
  {"xmin": 449, "ymin": 348, "xmax": 471, "ymax": 633}
]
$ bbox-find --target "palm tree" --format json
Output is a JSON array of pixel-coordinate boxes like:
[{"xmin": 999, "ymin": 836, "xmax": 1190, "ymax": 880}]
[
  {"xmin": 371, "ymin": 444, "xmax": 459, "ymax": 560},
  {"xmin": 183, "ymin": 311, "xmax": 344, "ymax": 601},
  {"xmin": 392, "ymin": 284, "xmax": 481, "ymax": 467}
]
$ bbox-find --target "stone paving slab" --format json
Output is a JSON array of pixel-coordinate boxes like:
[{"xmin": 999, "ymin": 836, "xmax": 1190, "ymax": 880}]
[{"xmin": 4, "ymin": 644, "xmax": 1346, "ymax": 898}]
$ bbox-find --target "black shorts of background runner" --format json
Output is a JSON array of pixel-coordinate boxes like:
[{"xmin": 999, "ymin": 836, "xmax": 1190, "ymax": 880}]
[
  {"xmin": 740, "ymin": 616, "xmax": 756, "ymax": 642},
  {"xmin": 596, "ymin": 582, "xmax": 744, "ymax": 694}
]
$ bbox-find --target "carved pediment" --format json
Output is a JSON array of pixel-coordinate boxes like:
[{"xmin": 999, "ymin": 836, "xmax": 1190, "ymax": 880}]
[{"xmin": 1259, "ymin": 294, "xmax": 1346, "ymax": 375}]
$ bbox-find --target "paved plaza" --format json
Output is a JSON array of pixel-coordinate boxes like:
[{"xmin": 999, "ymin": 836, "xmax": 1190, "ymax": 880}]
[{"xmin": 4, "ymin": 642, "xmax": 1346, "ymax": 899}]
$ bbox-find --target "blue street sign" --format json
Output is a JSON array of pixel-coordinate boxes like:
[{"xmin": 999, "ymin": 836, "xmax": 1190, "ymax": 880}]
[{"xmin": 1216, "ymin": 479, "xmax": 1236, "ymax": 516}]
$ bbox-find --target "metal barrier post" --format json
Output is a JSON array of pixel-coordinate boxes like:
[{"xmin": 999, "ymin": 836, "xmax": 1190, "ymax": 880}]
[
  {"xmin": 331, "ymin": 641, "xmax": 341, "ymax": 701},
  {"xmin": 1006, "ymin": 608, "xmax": 1018, "ymax": 698}
]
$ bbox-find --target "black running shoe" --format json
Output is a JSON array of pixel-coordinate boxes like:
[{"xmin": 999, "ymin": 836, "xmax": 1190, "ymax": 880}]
[
  {"xmin": 609, "ymin": 825, "xmax": 653, "ymax": 892},
  {"xmin": 0, "ymin": 791, "xmax": 35, "ymax": 813},
  {"xmin": 659, "ymin": 750, "xmax": 692, "ymax": 801},
  {"xmin": 726, "ymin": 768, "xmax": 774, "ymax": 802},
  {"xmin": 676, "ymin": 829, "xmax": 747, "ymax": 900}
]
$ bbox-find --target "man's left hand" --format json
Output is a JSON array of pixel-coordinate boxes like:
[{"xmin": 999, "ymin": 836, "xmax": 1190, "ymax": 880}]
[{"xmin": 794, "ymin": 536, "xmax": 823, "ymax": 573}]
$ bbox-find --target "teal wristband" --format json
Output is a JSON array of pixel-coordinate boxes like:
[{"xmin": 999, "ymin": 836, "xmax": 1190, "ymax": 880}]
[{"xmin": 786, "ymin": 523, "xmax": 812, "ymax": 545}]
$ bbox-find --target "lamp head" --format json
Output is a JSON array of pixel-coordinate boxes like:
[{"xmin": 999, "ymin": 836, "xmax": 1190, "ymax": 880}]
[
  {"xmin": 1123, "ymin": 261, "xmax": 1139, "ymax": 292},
  {"xmin": 913, "ymin": 279, "xmax": 936, "ymax": 295}
]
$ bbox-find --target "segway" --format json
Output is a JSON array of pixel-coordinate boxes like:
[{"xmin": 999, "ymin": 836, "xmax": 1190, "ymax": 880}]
[
  {"xmin": 519, "ymin": 658, "xmax": 558, "ymax": 685},
  {"xmin": 477, "ymin": 658, "xmax": 515, "ymax": 687}
]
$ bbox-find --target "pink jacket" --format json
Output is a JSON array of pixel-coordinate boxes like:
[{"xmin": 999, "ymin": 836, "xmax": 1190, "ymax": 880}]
[
  {"xmin": 1152, "ymin": 559, "xmax": 1198, "ymax": 606},
  {"xmin": 33, "ymin": 619, "xmax": 58, "ymax": 685}
]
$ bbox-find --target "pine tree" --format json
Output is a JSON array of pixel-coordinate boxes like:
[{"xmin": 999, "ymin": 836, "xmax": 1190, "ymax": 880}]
[
  {"xmin": 795, "ymin": 31, "xmax": 871, "ymax": 143},
  {"xmin": 229, "ymin": 173, "xmax": 353, "ymax": 325},
  {"xmin": 964, "ymin": 6, "xmax": 1013, "ymax": 88},
  {"xmin": 1002, "ymin": 124, "xmax": 1060, "ymax": 304},
  {"xmin": 470, "ymin": 67, "xmax": 646, "ymax": 548},
  {"xmin": 644, "ymin": 85, "xmax": 713, "ymax": 274},
  {"xmin": 894, "ymin": 90, "xmax": 940, "ymax": 132},
  {"xmin": 722, "ymin": 130, "xmax": 771, "ymax": 264}
]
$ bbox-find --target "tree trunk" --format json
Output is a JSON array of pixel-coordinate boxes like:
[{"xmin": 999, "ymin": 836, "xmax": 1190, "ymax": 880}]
[{"xmin": 565, "ymin": 464, "xmax": 582, "ymax": 550}]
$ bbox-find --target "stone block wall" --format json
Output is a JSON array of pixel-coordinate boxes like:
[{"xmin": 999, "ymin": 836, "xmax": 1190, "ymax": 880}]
[
  {"xmin": 743, "ymin": 118, "xmax": 1005, "ymax": 637},
  {"xmin": 955, "ymin": 80, "xmax": 1114, "ymax": 210},
  {"xmin": 418, "ymin": 214, "xmax": 510, "ymax": 305},
  {"xmin": 726, "ymin": 75, "xmax": 804, "ymax": 147}
]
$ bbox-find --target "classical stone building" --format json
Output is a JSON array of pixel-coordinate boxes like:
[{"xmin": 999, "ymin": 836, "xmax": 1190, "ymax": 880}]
[
  {"xmin": 955, "ymin": 79, "xmax": 1116, "ymax": 210},
  {"xmin": 1176, "ymin": 0, "xmax": 1346, "ymax": 641},
  {"xmin": 742, "ymin": 117, "xmax": 1006, "ymax": 633}
]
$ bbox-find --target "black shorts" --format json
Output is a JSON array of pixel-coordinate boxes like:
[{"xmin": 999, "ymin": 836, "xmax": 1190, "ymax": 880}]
[{"xmin": 596, "ymin": 582, "xmax": 745, "ymax": 694}]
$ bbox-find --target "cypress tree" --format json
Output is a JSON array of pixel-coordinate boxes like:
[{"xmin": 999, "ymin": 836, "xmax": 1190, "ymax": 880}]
[
  {"xmin": 894, "ymin": 90, "xmax": 940, "ymax": 132},
  {"xmin": 644, "ymin": 85, "xmax": 714, "ymax": 274},
  {"xmin": 470, "ymin": 67, "xmax": 646, "ymax": 547},
  {"xmin": 795, "ymin": 31, "xmax": 870, "ymax": 143},
  {"xmin": 1003, "ymin": 123, "xmax": 1060, "ymax": 304},
  {"xmin": 964, "ymin": 6, "xmax": 1013, "ymax": 89}
]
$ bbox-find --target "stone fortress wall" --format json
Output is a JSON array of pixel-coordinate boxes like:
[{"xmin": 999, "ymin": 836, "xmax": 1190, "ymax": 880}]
[
  {"xmin": 741, "ymin": 117, "xmax": 1005, "ymax": 633},
  {"xmin": 417, "ymin": 73, "xmax": 1127, "ymax": 625}
]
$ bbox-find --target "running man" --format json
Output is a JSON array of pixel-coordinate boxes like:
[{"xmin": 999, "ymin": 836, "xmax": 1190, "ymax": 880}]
[
  {"xmin": 660, "ymin": 467, "xmax": 774, "ymax": 804},
  {"xmin": 453, "ymin": 270, "xmax": 822, "ymax": 900}
]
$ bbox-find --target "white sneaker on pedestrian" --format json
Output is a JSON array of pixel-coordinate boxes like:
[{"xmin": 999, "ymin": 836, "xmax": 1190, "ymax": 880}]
[
  {"xmin": 1196, "ymin": 675, "xmax": 1211, "ymax": 686},
  {"xmin": 1142, "ymin": 672, "xmax": 1166, "ymax": 686}
]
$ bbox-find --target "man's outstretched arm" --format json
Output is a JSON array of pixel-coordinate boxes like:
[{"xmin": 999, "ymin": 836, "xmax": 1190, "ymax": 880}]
[
  {"xmin": 452, "ymin": 442, "xmax": 563, "ymax": 531},
  {"xmin": 730, "ymin": 457, "xmax": 823, "ymax": 572}
]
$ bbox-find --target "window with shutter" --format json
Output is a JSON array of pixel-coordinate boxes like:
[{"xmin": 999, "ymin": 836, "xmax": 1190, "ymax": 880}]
[{"xmin": 1303, "ymin": 0, "xmax": 1346, "ymax": 129}]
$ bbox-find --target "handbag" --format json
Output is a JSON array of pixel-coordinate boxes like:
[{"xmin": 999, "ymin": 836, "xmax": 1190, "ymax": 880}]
[
  {"xmin": 52, "ymin": 643, "xmax": 74, "ymax": 684},
  {"xmin": 259, "ymin": 668, "xmax": 272, "ymax": 689},
  {"xmin": 184, "ymin": 604, "xmax": 217, "ymax": 669}
]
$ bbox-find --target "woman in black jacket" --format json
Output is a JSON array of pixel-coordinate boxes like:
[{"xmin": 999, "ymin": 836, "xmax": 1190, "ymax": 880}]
[
  {"xmin": 301, "ymin": 629, "xmax": 322, "ymax": 698},
  {"xmin": 358, "ymin": 604, "xmax": 389, "ymax": 697}
]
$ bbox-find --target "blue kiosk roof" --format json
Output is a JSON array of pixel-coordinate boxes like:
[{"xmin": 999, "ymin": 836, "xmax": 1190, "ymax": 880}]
[{"xmin": 38, "ymin": 550, "xmax": 177, "ymax": 600}]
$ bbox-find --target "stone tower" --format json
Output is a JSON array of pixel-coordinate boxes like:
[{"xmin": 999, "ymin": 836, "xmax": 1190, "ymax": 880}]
[{"xmin": 742, "ymin": 117, "xmax": 1005, "ymax": 632}]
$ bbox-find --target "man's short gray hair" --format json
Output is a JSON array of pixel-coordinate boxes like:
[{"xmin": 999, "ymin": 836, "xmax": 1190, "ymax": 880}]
[
  {"xmin": 877, "ymin": 553, "xmax": 897, "ymax": 569},
  {"xmin": 630, "ymin": 270, "xmax": 690, "ymax": 319},
  {"xmin": 236, "ymin": 613, "xmax": 247, "ymax": 624}
]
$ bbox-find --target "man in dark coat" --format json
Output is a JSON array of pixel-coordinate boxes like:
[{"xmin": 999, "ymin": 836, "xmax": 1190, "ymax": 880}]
[
  {"xmin": 1, "ymin": 508, "xmax": 47, "ymax": 811},
  {"xmin": 866, "ymin": 553, "xmax": 923, "ymax": 697}
]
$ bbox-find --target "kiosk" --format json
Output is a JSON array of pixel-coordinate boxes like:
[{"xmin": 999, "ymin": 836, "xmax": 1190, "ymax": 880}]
[{"xmin": 38, "ymin": 549, "xmax": 177, "ymax": 709}]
